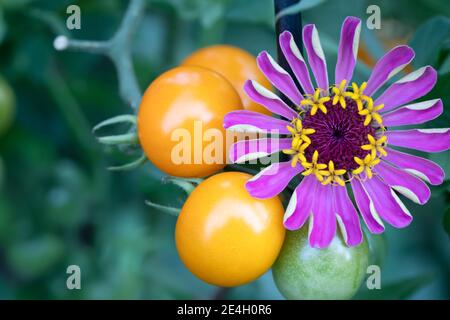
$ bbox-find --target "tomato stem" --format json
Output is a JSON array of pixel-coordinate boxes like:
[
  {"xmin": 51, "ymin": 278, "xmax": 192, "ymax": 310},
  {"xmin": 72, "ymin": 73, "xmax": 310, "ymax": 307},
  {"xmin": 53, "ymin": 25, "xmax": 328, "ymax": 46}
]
[{"xmin": 53, "ymin": 0, "xmax": 145, "ymax": 111}]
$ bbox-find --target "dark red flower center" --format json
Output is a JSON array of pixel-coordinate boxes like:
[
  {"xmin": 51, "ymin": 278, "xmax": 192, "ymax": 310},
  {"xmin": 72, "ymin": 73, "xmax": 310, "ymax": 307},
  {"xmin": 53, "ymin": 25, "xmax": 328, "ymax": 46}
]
[{"xmin": 302, "ymin": 98, "xmax": 375, "ymax": 171}]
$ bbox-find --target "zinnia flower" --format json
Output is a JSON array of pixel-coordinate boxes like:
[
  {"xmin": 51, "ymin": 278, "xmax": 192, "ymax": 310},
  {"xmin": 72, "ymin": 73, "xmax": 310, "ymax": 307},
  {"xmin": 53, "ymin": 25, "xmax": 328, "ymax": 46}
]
[{"xmin": 223, "ymin": 16, "xmax": 450, "ymax": 248}]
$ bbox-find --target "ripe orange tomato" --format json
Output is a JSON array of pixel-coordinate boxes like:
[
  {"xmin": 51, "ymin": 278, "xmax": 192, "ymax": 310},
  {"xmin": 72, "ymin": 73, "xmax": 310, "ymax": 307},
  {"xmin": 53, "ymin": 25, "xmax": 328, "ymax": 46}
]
[
  {"xmin": 138, "ymin": 66, "xmax": 242, "ymax": 178},
  {"xmin": 175, "ymin": 172, "xmax": 285, "ymax": 287},
  {"xmin": 182, "ymin": 45, "xmax": 272, "ymax": 116}
]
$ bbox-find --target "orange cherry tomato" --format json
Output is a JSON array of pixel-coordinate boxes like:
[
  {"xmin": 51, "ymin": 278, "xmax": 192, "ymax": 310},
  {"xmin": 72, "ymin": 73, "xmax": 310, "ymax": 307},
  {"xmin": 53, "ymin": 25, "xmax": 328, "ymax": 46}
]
[
  {"xmin": 182, "ymin": 45, "xmax": 272, "ymax": 116},
  {"xmin": 175, "ymin": 172, "xmax": 285, "ymax": 287},
  {"xmin": 138, "ymin": 66, "xmax": 242, "ymax": 178}
]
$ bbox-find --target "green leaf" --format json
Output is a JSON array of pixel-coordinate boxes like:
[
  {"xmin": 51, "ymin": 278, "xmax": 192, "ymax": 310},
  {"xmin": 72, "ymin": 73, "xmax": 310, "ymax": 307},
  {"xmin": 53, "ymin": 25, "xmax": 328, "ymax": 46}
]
[
  {"xmin": 7, "ymin": 236, "xmax": 64, "ymax": 278},
  {"xmin": 444, "ymin": 207, "xmax": 450, "ymax": 238},
  {"xmin": 355, "ymin": 274, "xmax": 435, "ymax": 300},
  {"xmin": 409, "ymin": 16, "xmax": 450, "ymax": 68},
  {"xmin": 164, "ymin": 177, "xmax": 198, "ymax": 195},
  {"xmin": 108, "ymin": 154, "xmax": 147, "ymax": 171},
  {"xmin": 145, "ymin": 200, "xmax": 180, "ymax": 216},
  {"xmin": 96, "ymin": 132, "xmax": 138, "ymax": 145},
  {"xmin": 275, "ymin": 0, "xmax": 327, "ymax": 21},
  {"xmin": 92, "ymin": 114, "xmax": 136, "ymax": 132}
]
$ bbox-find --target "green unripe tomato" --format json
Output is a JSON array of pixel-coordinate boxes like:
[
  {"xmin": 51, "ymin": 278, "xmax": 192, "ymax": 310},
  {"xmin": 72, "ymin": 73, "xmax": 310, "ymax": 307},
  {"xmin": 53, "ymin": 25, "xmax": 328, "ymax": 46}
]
[
  {"xmin": 272, "ymin": 227, "xmax": 369, "ymax": 300},
  {"xmin": 0, "ymin": 76, "xmax": 15, "ymax": 136}
]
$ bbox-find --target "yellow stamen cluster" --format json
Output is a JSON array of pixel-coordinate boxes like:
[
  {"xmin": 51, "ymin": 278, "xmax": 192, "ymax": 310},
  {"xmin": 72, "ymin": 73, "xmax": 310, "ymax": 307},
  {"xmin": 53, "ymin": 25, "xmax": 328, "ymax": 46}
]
[
  {"xmin": 282, "ymin": 118, "xmax": 315, "ymax": 167},
  {"xmin": 361, "ymin": 134, "xmax": 387, "ymax": 158},
  {"xmin": 358, "ymin": 98, "xmax": 384, "ymax": 126},
  {"xmin": 352, "ymin": 154, "xmax": 380, "ymax": 179},
  {"xmin": 347, "ymin": 82, "xmax": 371, "ymax": 111},
  {"xmin": 321, "ymin": 160, "xmax": 347, "ymax": 186},
  {"xmin": 331, "ymin": 80, "xmax": 348, "ymax": 109},
  {"xmin": 301, "ymin": 150, "xmax": 328, "ymax": 182},
  {"xmin": 300, "ymin": 88, "xmax": 330, "ymax": 115}
]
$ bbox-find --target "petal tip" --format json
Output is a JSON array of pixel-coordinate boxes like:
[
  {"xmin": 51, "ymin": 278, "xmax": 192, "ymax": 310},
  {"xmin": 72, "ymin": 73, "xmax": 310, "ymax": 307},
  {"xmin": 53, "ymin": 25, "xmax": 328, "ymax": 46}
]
[{"xmin": 279, "ymin": 30, "xmax": 292, "ymax": 39}]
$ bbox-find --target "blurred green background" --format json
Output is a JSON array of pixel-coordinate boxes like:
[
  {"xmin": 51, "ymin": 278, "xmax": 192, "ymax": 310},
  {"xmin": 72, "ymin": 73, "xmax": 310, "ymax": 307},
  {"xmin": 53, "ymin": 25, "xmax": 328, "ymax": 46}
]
[{"xmin": 0, "ymin": 0, "xmax": 449, "ymax": 299}]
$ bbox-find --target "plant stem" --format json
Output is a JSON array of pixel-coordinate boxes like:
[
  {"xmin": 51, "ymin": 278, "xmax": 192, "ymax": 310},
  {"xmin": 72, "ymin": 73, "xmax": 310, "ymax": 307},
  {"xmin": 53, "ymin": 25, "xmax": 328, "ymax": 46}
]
[
  {"xmin": 53, "ymin": 0, "xmax": 145, "ymax": 111},
  {"xmin": 109, "ymin": 0, "xmax": 145, "ymax": 110}
]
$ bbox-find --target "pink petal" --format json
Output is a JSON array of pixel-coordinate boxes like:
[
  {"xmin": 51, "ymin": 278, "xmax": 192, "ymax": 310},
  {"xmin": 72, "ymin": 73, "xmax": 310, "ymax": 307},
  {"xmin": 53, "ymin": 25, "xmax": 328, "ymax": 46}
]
[
  {"xmin": 375, "ymin": 161, "xmax": 431, "ymax": 205},
  {"xmin": 303, "ymin": 24, "xmax": 329, "ymax": 91},
  {"xmin": 365, "ymin": 45, "xmax": 415, "ymax": 96},
  {"xmin": 333, "ymin": 185, "xmax": 363, "ymax": 246},
  {"xmin": 224, "ymin": 110, "xmax": 291, "ymax": 134},
  {"xmin": 383, "ymin": 147, "xmax": 445, "ymax": 185},
  {"xmin": 374, "ymin": 66, "xmax": 437, "ymax": 113},
  {"xmin": 309, "ymin": 183, "xmax": 336, "ymax": 248},
  {"xmin": 279, "ymin": 31, "xmax": 315, "ymax": 95},
  {"xmin": 284, "ymin": 175, "xmax": 315, "ymax": 230},
  {"xmin": 244, "ymin": 80, "xmax": 298, "ymax": 120},
  {"xmin": 361, "ymin": 176, "xmax": 413, "ymax": 228},
  {"xmin": 229, "ymin": 138, "xmax": 292, "ymax": 163},
  {"xmin": 256, "ymin": 51, "xmax": 303, "ymax": 105},
  {"xmin": 350, "ymin": 179, "xmax": 385, "ymax": 234},
  {"xmin": 246, "ymin": 161, "xmax": 303, "ymax": 199},
  {"xmin": 335, "ymin": 16, "xmax": 361, "ymax": 85},
  {"xmin": 386, "ymin": 128, "xmax": 450, "ymax": 153},
  {"xmin": 382, "ymin": 99, "xmax": 443, "ymax": 127}
]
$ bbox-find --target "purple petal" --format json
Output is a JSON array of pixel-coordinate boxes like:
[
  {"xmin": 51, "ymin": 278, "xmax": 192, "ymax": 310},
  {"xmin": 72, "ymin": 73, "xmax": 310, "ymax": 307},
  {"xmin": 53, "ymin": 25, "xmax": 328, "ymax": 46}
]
[
  {"xmin": 335, "ymin": 16, "xmax": 361, "ymax": 85},
  {"xmin": 382, "ymin": 99, "xmax": 443, "ymax": 127},
  {"xmin": 303, "ymin": 24, "xmax": 329, "ymax": 90},
  {"xmin": 375, "ymin": 161, "xmax": 430, "ymax": 204},
  {"xmin": 229, "ymin": 138, "xmax": 292, "ymax": 163},
  {"xmin": 244, "ymin": 80, "xmax": 298, "ymax": 120},
  {"xmin": 361, "ymin": 176, "xmax": 413, "ymax": 228},
  {"xmin": 246, "ymin": 161, "xmax": 303, "ymax": 199},
  {"xmin": 284, "ymin": 175, "xmax": 315, "ymax": 230},
  {"xmin": 309, "ymin": 183, "xmax": 336, "ymax": 248},
  {"xmin": 386, "ymin": 128, "xmax": 450, "ymax": 153},
  {"xmin": 374, "ymin": 66, "xmax": 437, "ymax": 113},
  {"xmin": 224, "ymin": 110, "xmax": 291, "ymax": 134},
  {"xmin": 383, "ymin": 147, "xmax": 445, "ymax": 185},
  {"xmin": 279, "ymin": 31, "xmax": 315, "ymax": 95},
  {"xmin": 256, "ymin": 51, "xmax": 303, "ymax": 105},
  {"xmin": 350, "ymin": 179, "xmax": 385, "ymax": 234},
  {"xmin": 365, "ymin": 45, "xmax": 415, "ymax": 96},
  {"xmin": 333, "ymin": 185, "xmax": 363, "ymax": 246}
]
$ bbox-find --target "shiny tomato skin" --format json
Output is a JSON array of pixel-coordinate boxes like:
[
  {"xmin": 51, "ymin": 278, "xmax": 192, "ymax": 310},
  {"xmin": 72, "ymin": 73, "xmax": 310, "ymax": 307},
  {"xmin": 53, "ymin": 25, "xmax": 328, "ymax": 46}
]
[
  {"xmin": 182, "ymin": 45, "xmax": 272, "ymax": 115},
  {"xmin": 272, "ymin": 227, "xmax": 369, "ymax": 300},
  {"xmin": 138, "ymin": 66, "xmax": 242, "ymax": 177},
  {"xmin": 175, "ymin": 172, "xmax": 285, "ymax": 287}
]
